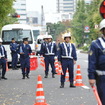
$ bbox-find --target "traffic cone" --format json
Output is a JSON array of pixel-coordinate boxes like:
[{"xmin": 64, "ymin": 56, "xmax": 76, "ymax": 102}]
[
  {"xmin": 65, "ymin": 70, "xmax": 70, "ymax": 82},
  {"xmin": 34, "ymin": 75, "xmax": 49, "ymax": 105},
  {"xmin": 6, "ymin": 62, "xmax": 9, "ymax": 71},
  {"xmin": 54, "ymin": 57, "xmax": 59, "ymax": 73},
  {"xmin": 40, "ymin": 57, "xmax": 45, "ymax": 70},
  {"xmin": 75, "ymin": 65, "xmax": 84, "ymax": 86},
  {"xmin": 57, "ymin": 64, "xmax": 63, "ymax": 75}
]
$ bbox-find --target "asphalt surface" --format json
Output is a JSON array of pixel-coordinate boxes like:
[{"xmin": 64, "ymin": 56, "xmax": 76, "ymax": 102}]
[{"xmin": 0, "ymin": 51, "xmax": 97, "ymax": 105}]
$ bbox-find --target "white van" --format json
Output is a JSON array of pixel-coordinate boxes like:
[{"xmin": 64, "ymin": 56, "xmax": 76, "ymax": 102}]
[{"xmin": 1, "ymin": 24, "xmax": 35, "ymax": 66}]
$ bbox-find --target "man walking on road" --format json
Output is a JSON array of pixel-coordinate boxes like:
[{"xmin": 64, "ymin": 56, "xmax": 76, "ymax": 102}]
[
  {"xmin": 58, "ymin": 33, "xmax": 77, "ymax": 88},
  {"xmin": 88, "ymin": 19, "xmax": 105, "ymax": 105},
  {"xmin": 18, "ymin": 38, "xmax": 32, "ymax": 79},
  {"xmin": 0, "ymin": 38, "xmax": 7, "ymax": 80}
]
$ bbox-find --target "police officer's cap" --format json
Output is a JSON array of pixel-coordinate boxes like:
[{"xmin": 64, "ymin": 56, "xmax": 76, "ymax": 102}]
[
  {"xmin": 11, "ymin": 38, "xmax": 15, "ymax": 40},
  {"xmin": 23, "ymin": 37, "xmax": 28, "ymax": 41}
]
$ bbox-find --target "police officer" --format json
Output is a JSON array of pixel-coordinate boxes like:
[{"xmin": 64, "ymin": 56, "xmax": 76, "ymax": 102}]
[
  {"xmin": 40, "ymin": 35, "xmax": 57, "ymax": 78},
  {"xmin": 58, "ymin": 34, "xmax": 77, "ymax": 88},
  {"xmin": 0, "ymin": 38, "xmax": 7, "ymax": 80},
  {"xmin": 10, "ymin": 38, "xmax": 18, "ymax": 70},
  {"xmin": 40, "ymin": 35, "xmax": 48, "ymax": 55},
  {"xmin": 88, "ymin": 19, "xmax": 105, "ymax": 105},
  {"xmin": 18, "ymin": 38, "xmax": 32, "ymax": 79}
]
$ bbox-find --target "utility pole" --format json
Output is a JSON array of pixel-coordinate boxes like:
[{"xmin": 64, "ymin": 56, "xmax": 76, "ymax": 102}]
[
  {"xmin": 41, "ymin": 5, "xmax": 44, "ymax": 26},
  {"xmin": 41, "ymin": 5, "xmax": 46, "ymax": 34},
  {"xmin": 57, "ymin": 0, "xmax": 60, "ymax": 13}
]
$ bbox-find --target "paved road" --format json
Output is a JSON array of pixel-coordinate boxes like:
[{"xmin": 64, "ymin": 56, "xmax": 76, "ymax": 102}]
[{"xmin": 0, "ymin": 51, "xmax": 97, "ymax": 105}]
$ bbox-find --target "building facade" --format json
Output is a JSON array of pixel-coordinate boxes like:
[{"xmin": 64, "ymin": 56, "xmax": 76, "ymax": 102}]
[
  {"xmin": 27, "ymin": 11, "xmax": 41, "ymax": 26},
  {"xmin": 56, "ymin": 0, "xmax": 77, "ymax": 20},
  {"xmin": 56, "ymin": 0, "xmax": 76, "ymax": 13},
  {"xmin": 13, "ymin": 0, "xmax": 27, "ymax": 24}
]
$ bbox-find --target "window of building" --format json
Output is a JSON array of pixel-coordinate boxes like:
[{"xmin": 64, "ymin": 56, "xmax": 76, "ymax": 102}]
[
  {"xmin": 63, "ymin": 3, "xmax": 73, "ymax": 5},
  {"xmin": 63, "ymin": 0, "xmax": 73, "ymax": 1},
  {"xmin": 21, "ymin": 4, "xmax": 26, "ymax": 5},
  {"xmin": 16, "ymin": 9, "xmax": 26, "ymax": 11},
  {"xmin": 64, "ymin": 6, "xmax": 73, "ymax": 8},
  {"xmin": 63, "ymin": 10, "xmax": 74, "ymax": 12},
  {"xmin": 33, "ymin": 18, "xmax": 38, "ymax": 24}
]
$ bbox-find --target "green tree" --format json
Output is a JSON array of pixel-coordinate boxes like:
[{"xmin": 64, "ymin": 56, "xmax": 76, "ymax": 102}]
[
  {"xmin": 0, "ymin": 0, "xmax": 17, "ymax": 29},
  {"xmin": 71, "ymin": 0, "xmax": 103, "ymax": 46},
  {"xmin": 71, "ymin": 0, "xmax": 87, "ymax": 45},
  {"xmin": 46, "ymin": 22, "xmax": 66, "ymax": 40}
]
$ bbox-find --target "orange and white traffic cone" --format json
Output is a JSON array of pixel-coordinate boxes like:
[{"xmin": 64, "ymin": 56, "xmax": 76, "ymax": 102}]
[
  {"xmin": 40, "ymin": 57, "xmax": 45, "ymax": 70},
  {"xmin": 57, "ymin": 64, "xmax": 64, "ymax": 75},
  {"xmin": 74, "ymin": 65, "xmax": 84, "ymax": 86},
  {"xmin": 34, "ymin": 75, "xmax": 49, "ymax": 105},
  {"xmin": 6, "ymin": 62, "xmax": 9, "ymax": 71},
  {"xmin": 54, "ymin": 57, "xmax": 59, "ymax": 73},
  {"xmin": 65, "ymin": 70, "xmax": 69, "ymax": 82}
]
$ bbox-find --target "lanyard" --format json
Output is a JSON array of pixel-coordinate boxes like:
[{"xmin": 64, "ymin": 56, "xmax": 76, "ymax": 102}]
[{"xmin": 63, "ymin": 42, "xmax": 72, "ymax": 56}]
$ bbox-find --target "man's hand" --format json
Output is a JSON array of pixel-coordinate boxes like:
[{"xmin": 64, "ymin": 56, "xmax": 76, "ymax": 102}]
[
  {"xmin": 89, "ymin": 79, "xmax": 96, "ymax": 87},
  {"xmin": 20, "ymin": 53, "xmax": 24, "ymax": 54},
  {"xmin": 74, "ymin": 60, "xmax": 76, "ymax": 64},
  {"xmin": 58, "ymin": 61, "xmax": 61, "ymax": 65}
]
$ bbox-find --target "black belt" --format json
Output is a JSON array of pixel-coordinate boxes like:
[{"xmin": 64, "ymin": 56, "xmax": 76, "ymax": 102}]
[{"xmin": 0, "ymin": 57, "xmax": 5, "ymax": 59}]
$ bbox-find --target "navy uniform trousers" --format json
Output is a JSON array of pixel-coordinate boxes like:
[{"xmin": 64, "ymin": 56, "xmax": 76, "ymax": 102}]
[
  {"xmin": 20, "ymin": 57, "xmax": 30, "ymax": 76},
  {"xmin": 11, "ymin": 53, "xmax": 18, "ymax": 68},
  {"xmin": 96, "ymin": 76, "xmax": 105, "ymax": 105},
  {"xmin": 44, "ymin": 55, "xmax": 56, "ymax": 75},
  {"xmin": 0, "ymin": 58, "xmax": 6, "ymax": 77},
  {"xmin": 61, "ymin": 58, "xmax": 74, "ymax": 83}
]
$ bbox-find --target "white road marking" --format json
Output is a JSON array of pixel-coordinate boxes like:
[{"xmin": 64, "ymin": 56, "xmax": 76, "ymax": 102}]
[{"xmin": 81, "ymin": 86, "xmax": 90, "ymax": 89}]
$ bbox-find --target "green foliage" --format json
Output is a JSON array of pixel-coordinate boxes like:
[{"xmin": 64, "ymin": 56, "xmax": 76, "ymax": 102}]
[
  {"xmin": 46, "ymin": 22, "xmax": 67, "ymax": 40},
  {"xmin": 71, "ymin": 0, "xmax": 102, "ymax": 46},
  {"xmin": 0, "ymin": 0, "xmax": 17, "ymax": 29},
  {"xmin": 82, "ymin": 44, "xmax": 90, "ymax": 51}
]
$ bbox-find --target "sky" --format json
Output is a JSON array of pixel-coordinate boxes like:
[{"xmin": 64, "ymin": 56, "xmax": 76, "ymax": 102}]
[{"xmin": 26, "ymin": 0, "xmax": 56, "ymax": 13}]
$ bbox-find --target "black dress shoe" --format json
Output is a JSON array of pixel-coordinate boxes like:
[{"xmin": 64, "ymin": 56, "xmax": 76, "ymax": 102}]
[
  {"xmin": 70, "ymin": 84, "xmax": 76, "ymax": 88},
  {"xmin": 44, "ymin": 75, "xmax": 48, "ymax": 78},
  {"xmin": 12, "ymin": 68, "xmax": 15, "ymax": 70},
  {"xmin": 52, "ymin": 74, "xmax": 55, "ymax": 78},
  {"xmin": 1, "ymin": 77, "xmax": 7, "ymax": 80},
  {"xmin": 22, "ymin": 77, "xmax": 25, "ymax": 79},
  {"xmin": 60, "ymin": 83, "xmax": 64, "ymax": 88},
  {"xmin": 22, "ymin": 75, "xmax": 25, "ymax": 79},
  {"xmin": 26, "ymin": 75, "xmax": 29, "ymax": 79}
]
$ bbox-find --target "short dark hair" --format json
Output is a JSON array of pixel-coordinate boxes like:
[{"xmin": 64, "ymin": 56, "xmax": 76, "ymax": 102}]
[{"xmin": 64, "ymin": 37, "xmax": 71, "ymax": 40}]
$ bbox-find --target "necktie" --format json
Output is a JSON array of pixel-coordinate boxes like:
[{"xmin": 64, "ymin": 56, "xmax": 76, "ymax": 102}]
[
  {"xmin": 48, "ymin": 43, "xmax": 51, "ymax": 52},
  {"xmin": 66, "ymin": 44, "xmax": 70, "ymax": 56}
]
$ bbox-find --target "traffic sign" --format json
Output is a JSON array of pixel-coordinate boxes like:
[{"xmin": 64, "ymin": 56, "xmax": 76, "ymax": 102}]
[
  {"xmin": 100, "ymin": 0, "xmax": 105, "ymax": 19},
  {"xmin": 84, "ymin": 26, "xmax": 90, "ymax": 33}
]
